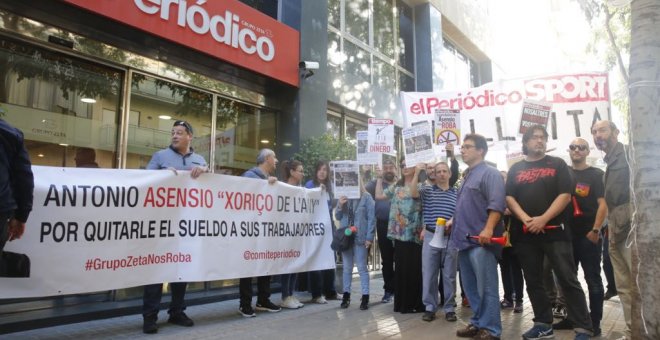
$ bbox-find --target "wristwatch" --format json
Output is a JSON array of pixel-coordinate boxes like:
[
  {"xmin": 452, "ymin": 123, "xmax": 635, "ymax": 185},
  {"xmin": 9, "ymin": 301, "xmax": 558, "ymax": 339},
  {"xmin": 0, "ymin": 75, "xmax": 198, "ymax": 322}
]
[{"xmin": 591, "ymin": 229, "xmax": 600, "ymax": 234}]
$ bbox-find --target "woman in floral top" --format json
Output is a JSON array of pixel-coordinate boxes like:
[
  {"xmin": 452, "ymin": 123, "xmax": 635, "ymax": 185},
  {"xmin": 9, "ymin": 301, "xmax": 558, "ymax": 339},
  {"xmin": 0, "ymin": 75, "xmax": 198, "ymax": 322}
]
[{"xmin": 376, "ymin": 159, "xmax": 424, "ymax": 313}]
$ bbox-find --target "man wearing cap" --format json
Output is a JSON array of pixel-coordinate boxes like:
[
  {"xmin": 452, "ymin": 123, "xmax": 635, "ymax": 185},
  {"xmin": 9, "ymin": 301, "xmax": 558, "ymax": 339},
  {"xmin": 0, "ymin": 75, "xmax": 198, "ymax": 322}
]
[{"xmin": 142, "ymin": 120, "xmax": 208, "ymax": 334}]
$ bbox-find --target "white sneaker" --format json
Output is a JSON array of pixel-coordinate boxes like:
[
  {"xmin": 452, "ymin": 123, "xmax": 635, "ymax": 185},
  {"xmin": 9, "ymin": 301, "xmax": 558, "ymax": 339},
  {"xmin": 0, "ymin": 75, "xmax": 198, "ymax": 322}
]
[
  {"xmin": 292, "ymin": 296, "xmax": 304, "ymax": 308},
  {"xmin": 311, "ymin": 296, "xmax": 328, "ymax": 304},
  {"xmin": 280, "ymin": 296, "xmax": 299, "ymax": 309}
]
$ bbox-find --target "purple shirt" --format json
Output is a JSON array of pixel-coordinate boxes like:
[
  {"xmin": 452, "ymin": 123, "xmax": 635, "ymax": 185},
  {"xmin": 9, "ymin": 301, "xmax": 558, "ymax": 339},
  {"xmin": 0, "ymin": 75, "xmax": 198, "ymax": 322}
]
[{"xmin": 449, "ymin": 161, "xmax": 506, "ymax": 252}]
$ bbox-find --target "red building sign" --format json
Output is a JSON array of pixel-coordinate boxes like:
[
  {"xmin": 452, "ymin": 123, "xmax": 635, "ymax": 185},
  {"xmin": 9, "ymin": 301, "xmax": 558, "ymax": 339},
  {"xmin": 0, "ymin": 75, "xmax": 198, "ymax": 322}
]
[{"xmin": 63, "ymin": 0, "xmax": 300, "ymax": 86}]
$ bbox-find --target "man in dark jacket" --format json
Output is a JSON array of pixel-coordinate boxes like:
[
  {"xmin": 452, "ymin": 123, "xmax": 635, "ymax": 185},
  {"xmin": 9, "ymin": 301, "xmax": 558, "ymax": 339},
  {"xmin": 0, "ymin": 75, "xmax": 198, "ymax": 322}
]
[{"xmin": 0, "ymin": 119, "xmax": 34, "ymax": 276}]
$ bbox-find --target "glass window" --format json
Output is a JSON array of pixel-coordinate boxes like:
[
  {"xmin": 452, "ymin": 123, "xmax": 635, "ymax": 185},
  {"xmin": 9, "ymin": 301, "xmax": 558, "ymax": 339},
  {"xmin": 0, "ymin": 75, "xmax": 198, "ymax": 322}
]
[
  {"xmin": 396, "ymin": 0, "xmax": 414, "ymax": 72},
  {"xmin": 328, "ymin": 0, "xmax": 341, "ymax": 29},
  {"xmin": 399, "ymin": 72, "xmax": 415, "ymax": 92},
  {"xmin": 343, "ymin": 40, "xmax": 370, "ymax": 84},
  {"xmin": 125, "ymin": 73, "xmax": 213, "ymax": 170},
  {"xmin": 238, "ymin": 0, "xmax": 278, "ymax": 19},
  {"xmin": 373, "ymin": 0, "xmax": 395, "ymax": 58},
  {"xmin": 0, "ymin": 36, "xmax": 122, "ymax": 169},
  {"xmin": 216, "ymin": 98, "xmax": 277, "ymax": 176},
  {"xmin": 327, "ymin": 113, "xmax": 342, "ymax": 138},
  {"xmin": 470, "ymin": 59, "xmax": 480, "ymax": 87},
  {"xmin": 373, "ymin": 57, "xmax": 396, "ymax": 95},
  {"xmin": 327, "ymin": 30, "xmax": 343, "ymax": 68},
  {"xmin": 345, "ymin": 118, "xmax": 366, "ymax": 144},
  {"xmin": 345, "ymin": 0, "xmax": 369, "ymax": 43}
]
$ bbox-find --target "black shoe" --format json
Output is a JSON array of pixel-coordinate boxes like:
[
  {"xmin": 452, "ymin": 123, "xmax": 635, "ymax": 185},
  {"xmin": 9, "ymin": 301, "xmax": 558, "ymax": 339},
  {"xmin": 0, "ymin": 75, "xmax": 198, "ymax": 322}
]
[
  {"xmin": 341, "ymin": 292, "xmax": 350, "ymax": 309},
  {"xmin": 238, "ymin": 304, "xmax": 256, "ymax": 317},
  {"xmin": 552, "ymin": 318, "xmax": 573, "ymax": 330},
  {"xmin": 168, "ymin": 311, "xmax": 194, "ymax": 327},
  {"xmin": 359, "ymin": 295, "xmax": 369, "ymax": 310},
  {"xmin": 256, "ymin": 300, "xmax": 282, "ymax": 312},
  {"xmin": 604, "ymin": 290, "xmax": 618, "ymax": 300},
  {"xmin": 382, "ymin": 292, "xmax": 393, "ymax": 303},
  {"xmin": 593, "ymin": 327, "xmax": 602, "ymax": 336},
  {"xmin": 422, "ymin": 311, "xmax": 436, "ymax": 322},
  {"xmin": 445, "ymin": 311, "xmax": 457, "ymax": 322},
  {"xmin": 142, "ymin": 314, "xmax": 158, "ymax": 334},
  {"xmin": 325, "ymin": 293, "xmax": 340, "ymax": 301}
]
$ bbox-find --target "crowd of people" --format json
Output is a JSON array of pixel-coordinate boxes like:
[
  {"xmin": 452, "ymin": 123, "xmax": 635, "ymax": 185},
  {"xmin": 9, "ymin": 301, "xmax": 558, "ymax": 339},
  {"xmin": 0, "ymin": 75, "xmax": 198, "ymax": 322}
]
[{"xmin": 0, "ymin": 117, "xmax": 633, "ymax": 339}]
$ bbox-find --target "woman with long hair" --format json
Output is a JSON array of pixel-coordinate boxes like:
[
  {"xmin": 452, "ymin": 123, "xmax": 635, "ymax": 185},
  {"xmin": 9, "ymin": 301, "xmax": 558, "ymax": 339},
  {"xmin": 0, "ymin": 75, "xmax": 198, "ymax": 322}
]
[
  {"xmin": 305, "ymin": 160, "xmax": 338, "ymax": 303},
  {"xmin": 279, "ymin": 159, "xmax": 305, "ymax": 309},
  {"xmin": 376, "ymin": 158, "xmax": 424, "ymax": 313}
]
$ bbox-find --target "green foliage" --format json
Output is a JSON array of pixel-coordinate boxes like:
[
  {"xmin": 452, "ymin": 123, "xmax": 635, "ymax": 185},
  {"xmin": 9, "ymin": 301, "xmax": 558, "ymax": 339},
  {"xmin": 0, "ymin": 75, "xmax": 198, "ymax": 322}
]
[{"xmin": 293, "ymin": 133, "xmax": 356, "ymax": 179}]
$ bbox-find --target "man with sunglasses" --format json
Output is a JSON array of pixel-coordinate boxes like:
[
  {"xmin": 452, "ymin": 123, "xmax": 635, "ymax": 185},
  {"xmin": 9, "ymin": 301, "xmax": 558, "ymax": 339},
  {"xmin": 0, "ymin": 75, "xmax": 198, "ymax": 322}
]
[
  {"xmin": 552, "ymin": 138, "xmax": 607, "ymax": 335},
  {"xmin": 142, "ymin": 120, "xmax": 208, "ymax": 334}
]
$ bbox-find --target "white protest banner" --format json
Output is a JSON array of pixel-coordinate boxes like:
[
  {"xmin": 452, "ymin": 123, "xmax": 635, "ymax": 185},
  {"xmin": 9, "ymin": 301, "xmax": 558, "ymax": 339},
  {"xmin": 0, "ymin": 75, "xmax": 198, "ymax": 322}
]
[
  {"xmin": 0, "ymin": 166, "xmax": 334, "ymax": 299},
  {"xmin": 356, "ymin": 131, "xmax": 379, "ymax": 165},
  {"xmin": 402, "ymin": 121, "xmax": 435, "ymax": 167},
  {"xmin": 400, "ymin": 72, "xmax": 610, "ymax": 169},
  {"xmin": 367, "ymin": 118, "xmax": 394, "ymax": 154},
  {"xmin": 435, "ymin": 109, "xmax": 461, "ymax": 147},
  {"xmin": 331, "ymin": 161, "xmax": 360, "ymax": 199}
]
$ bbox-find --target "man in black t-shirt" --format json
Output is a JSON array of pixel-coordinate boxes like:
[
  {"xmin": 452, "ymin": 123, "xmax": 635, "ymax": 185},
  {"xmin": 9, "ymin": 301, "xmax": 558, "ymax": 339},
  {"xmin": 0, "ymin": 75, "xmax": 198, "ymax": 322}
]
[
  {"xmin": 552, "ymin": 138, "xmax": 607, "ymax": 335},
  {"xmin": 506, "ymin": 125, "xmax": 593, "ymax": 339}
]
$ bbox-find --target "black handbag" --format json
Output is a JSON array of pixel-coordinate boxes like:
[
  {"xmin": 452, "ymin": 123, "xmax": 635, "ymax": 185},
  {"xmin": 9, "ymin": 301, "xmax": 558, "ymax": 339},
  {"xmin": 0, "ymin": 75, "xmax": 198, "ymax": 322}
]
[
  {"xmin": 330, "ymin": 200, "xmax": 356, "ymax": 252},
  {"xmin": 1, "ymin": 251, "xmax": 31, "ymax": 277}
]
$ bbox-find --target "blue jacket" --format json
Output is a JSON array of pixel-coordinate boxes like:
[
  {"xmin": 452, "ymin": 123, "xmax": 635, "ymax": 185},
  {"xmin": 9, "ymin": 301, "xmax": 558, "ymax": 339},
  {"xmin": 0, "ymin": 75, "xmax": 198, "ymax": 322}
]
[
  {"xmin": 0, "ymin": 119, "xmax": 34, "ymax": 222},
  {"xmin": 334, "ymin": 192, "xmax": 376, "ymax": 245}
]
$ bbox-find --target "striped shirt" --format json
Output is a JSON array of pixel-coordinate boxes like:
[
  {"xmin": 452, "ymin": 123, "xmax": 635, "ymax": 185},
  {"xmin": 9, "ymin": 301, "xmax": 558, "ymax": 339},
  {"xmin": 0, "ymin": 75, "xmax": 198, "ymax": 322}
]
[{"xmin": 419, "ymin": 183, "xmax": 457, "ymax": 226}]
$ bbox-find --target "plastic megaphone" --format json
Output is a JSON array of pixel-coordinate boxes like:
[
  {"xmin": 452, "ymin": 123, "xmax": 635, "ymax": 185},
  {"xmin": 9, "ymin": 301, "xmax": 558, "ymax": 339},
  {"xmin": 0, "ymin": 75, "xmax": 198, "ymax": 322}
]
[
  {"xmin": 572, "ymin": 196, "xmax": 583, "ymax": 217},
  {"xmin": 522, "ymin": 224, "xmax": 564, "ymax": 234},
  {"xmin": 465, "ymin": 233, "xmax": 508, "ymax": 246}
]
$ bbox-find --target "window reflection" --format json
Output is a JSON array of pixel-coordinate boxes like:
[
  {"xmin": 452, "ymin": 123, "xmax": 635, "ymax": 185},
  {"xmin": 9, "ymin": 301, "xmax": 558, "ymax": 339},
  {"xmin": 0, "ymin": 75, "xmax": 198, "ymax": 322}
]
[{"xmin": 0, "ymin": 36, "xmax": 122, "ymax": 168}]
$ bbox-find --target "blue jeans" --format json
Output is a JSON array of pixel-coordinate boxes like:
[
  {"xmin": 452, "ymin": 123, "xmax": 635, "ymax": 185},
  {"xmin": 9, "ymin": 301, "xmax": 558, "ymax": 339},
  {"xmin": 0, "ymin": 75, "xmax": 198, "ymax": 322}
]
[
  {"xmin": 280, "ymin": 273, "xmax": 297, "ymax": 299},
  {"xmin": 458, "ymin": 246, "xmax": 501, "ymax": 337},
  {"xmin": 341, "ymin": 243, "xmax": 369, "ymax": 295},
  {"xmin": 573, "ymin": 234, "xmax": 604, "ymax": 330},
  {"xmin": 422, "ymin": 234, "xmax": 457, "ymax": 313}
]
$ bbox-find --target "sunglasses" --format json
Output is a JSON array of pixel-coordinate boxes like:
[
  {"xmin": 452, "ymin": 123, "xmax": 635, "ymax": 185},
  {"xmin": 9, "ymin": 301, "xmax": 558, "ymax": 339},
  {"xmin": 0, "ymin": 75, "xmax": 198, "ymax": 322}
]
[
  {"xmin": 173, "ymin": 120, "xmax": 193, "ymax": 134},
  {"xmin": 569, "ymin": 144, "xmax": 588, "ymax": 151}
]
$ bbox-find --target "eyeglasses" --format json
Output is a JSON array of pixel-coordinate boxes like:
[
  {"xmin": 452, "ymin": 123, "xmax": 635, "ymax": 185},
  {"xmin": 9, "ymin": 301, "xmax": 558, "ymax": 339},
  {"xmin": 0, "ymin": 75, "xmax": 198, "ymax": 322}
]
[
  {"xmin": 569, "ymin": 144, "xmax": 588, "ymax": 151},
  {"xmin": 460, "ymin": 144, "xmax": 476, "ymax": 150}
]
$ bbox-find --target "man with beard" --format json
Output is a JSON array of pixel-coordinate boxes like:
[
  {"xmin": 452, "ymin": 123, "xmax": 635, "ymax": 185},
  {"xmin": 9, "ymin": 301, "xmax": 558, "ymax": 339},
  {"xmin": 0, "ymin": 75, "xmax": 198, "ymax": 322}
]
[
  {"xmin": 553, "ymin": 138, "xmax": 607, "ymax": 336},
  {"xmin": 366, "ymin": 159, "xmax": 397, "ymax": 303},
  {"xmin": 591, "ymin": 120, "xmax": 634, "ymax": 340},
  {"xmin": 506, "ymin": 125, "xmax": 593, "ymax": 339}
]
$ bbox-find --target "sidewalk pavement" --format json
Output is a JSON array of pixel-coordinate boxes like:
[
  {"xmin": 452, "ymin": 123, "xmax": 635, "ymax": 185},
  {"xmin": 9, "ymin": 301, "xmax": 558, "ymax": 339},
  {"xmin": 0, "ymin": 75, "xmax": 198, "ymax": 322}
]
[{"xmin": 3, "ymin": 274, "xmax": 626, "ymax": 339}]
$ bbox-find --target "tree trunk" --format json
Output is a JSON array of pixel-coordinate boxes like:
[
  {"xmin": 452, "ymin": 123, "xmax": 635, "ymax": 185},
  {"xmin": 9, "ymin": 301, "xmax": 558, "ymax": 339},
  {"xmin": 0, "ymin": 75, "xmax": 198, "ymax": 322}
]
[{"xmin": 629, "ymin": 0, "xmax": 660, "ymax": 338}]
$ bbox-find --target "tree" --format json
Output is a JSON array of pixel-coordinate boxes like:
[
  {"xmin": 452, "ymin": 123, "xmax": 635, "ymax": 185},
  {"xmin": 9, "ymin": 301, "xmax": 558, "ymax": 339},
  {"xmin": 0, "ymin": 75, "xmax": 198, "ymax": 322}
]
[
  {"xmin": 294, "ymin": 133, "xmax": 356, "ymax": 179},
  {"xmin": 629, "ymin": 1, "xmax": 660, "ymax": 338}
]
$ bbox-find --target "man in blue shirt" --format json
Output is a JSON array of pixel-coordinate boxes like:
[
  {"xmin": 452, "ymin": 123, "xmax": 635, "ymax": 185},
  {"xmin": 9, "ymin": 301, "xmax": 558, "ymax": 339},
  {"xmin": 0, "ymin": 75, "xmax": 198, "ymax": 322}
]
[
  {"xmin": 0, "ymin": 119, "xmax": 33, "ymax": 277},
  {"xmin": 238, "ymin": 148, "xmax": 280, "ymax": 317},
  {"xmin": 449, "ymin": 134, "xmax": 505, "ymax": 340},
  {"xmin": 420, "ymin": 161, "xmax": 458, "ymax": 323},
  {"xmin": 142, "ymin": 120, "xmax": 208, "ymax": 334}
]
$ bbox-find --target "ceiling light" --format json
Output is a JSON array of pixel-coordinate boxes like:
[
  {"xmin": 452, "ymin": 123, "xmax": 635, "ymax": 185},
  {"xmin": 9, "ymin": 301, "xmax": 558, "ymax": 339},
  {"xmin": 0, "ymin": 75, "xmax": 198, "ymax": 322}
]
[
  {"xmin": 260, "ymin": 139, "xmax": 270, "ymax": 144},
  {"xmin": 158, "ymin": 115, "xmax": 172, "ymax": 120},
  {"xmin": 59, "ymin": 143, "xmax": 69, "ymax": 146},
  {"xmin": 38, "ymin": 154, "xmax": 44, "ymax": 158},
  {"xmin": 283, "ymin": 142, "xmax": 292, "ymax": 147},
  {"xmin": 81, "ymin": 98, "xmax": 96, "ymax": 103}
]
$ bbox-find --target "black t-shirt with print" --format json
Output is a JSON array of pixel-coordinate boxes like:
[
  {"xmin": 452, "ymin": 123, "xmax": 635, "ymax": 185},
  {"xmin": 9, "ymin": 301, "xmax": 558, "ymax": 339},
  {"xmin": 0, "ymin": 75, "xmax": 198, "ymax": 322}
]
[
  {"xmin": 506, "ymin": 156, "xmax": 572, "ymax": 244},
  {"xmin": 570, "ymin": 166, "xmax": 605, "ymax": 236}
]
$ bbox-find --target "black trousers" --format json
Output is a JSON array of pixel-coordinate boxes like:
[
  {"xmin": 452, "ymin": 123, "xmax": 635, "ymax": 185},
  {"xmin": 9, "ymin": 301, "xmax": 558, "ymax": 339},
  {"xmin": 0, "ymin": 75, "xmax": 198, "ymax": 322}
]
[
  {"xmin": 239, "ymin": 276, "xmax": 271, "ymax": 306},
  {"xmin": 376, "ymin": 218, "xmax": 395, "ymax": 293},
  {"xmin": 143, "ymin": 282, "xmax": 187, "ymax": 316}
]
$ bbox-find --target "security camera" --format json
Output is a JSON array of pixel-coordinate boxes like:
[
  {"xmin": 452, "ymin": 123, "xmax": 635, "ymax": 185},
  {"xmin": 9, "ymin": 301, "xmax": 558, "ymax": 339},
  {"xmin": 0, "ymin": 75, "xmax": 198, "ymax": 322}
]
[{"xmin": 299, "ymin": 61, "xmax": 319, "ymax": 70}]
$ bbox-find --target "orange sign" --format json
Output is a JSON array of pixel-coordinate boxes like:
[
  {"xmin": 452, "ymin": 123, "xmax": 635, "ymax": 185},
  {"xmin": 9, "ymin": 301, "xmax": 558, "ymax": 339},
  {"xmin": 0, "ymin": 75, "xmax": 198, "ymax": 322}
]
[{"xmin": 63, "ymin": 0, "xmax": 300, "ymax": 87}]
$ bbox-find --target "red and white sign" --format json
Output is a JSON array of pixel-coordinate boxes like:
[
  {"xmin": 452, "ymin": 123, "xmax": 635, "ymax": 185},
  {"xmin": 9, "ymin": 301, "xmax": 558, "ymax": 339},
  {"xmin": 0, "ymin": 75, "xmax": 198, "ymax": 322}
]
[
  {"xmin": 367, "ymin": 118, "xmax": 394, "ymax": 154},
  {"xmin": 63, "ymin": 0, "xmax": 300, "ymax": 87},
  {"xmin": 400, "ymin": 72, "xmax": 610, "ymax": 168}
]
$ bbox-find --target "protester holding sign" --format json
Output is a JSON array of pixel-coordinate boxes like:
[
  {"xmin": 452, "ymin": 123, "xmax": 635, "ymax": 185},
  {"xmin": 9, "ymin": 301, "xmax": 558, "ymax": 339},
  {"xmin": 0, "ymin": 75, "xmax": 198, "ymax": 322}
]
[
  {"xmin": 335, "ymin": 174, "xmax": 375, "ymax": 311},
  {"xmin": 238, "ymin": 148, "xmax": 281, "ymax": 317},
  {"xmin": 305, "ymin": 160, "xmax": 338, "ymax": 304},
  {"xmin": 375, "ymin": 159, "xmax": 424, "ymax": 314},
  {"xmin": 279, "ymin": 159, "xmax": 305, "ymax": 309},
  {"xmin": 142, "ymin": 120, "xmax": 208, "ymax": 334}
]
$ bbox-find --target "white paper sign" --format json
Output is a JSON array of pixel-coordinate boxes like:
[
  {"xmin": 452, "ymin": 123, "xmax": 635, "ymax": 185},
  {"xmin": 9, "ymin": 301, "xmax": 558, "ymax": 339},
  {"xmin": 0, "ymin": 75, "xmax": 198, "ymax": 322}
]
[
  {"xmin": 331, "ymin": 161, "xmax": 360, "ymax": 199},
  {"xmin": 367, "ymin": 118, "xmax": 394, "ymax": 154},
  {"xmin": 402, "ymin": 121, "xmax": 435, "ymax": 167},
  {"xmin": 356, "ymin": 131, "xmax": 379, "ymax": 165}
]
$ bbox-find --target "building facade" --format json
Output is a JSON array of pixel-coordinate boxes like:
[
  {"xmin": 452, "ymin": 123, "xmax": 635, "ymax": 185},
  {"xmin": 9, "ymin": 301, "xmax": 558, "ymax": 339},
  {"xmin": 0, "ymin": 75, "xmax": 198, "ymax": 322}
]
[{"xmin": 0, "ymin": 0, "xmax": 493, "ymax": 331}]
